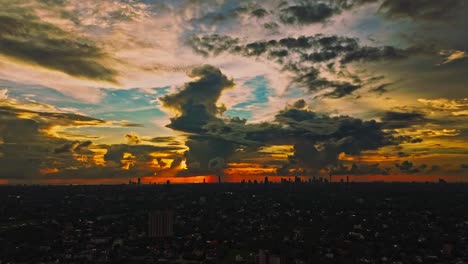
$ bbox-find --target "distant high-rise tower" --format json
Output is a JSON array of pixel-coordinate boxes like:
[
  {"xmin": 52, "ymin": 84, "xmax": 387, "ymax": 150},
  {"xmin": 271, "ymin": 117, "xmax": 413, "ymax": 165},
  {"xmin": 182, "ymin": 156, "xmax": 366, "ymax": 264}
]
[
  {"xmin": 148, "ymin": 210, "xmax": 174, "ymax": 238},
  {"xmin": 255, "ymin": 250, "xmax": 282, "ymax": 264},
  {"xmin": 256, "ymin": 250, "xmax": 269, "ymax": 264}
]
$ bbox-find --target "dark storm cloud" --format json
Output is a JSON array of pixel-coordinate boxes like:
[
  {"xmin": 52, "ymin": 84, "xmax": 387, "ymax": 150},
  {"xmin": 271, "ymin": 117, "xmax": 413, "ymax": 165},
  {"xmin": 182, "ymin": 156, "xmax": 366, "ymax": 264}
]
[
  {"xmin": 207, "ymin": 101, "xmax": 398, "ymax": 173},
  {"xmin": 279, "ymin": 2, "xmax": 336, "ymax": 24},
  {"xmin": 312, "ymin": 0, "xmax": 466, "ymax": 22},
  {"xmin": 187, "ymin": 34, "xmax": 421, "ymax": 98},
  {"xmin": 340, "ymin": 46, "xmax": 409, "ymax": 63},
  {"xmin": 0, "ymin": 104, "xmax": 103, "ymax": 179},
  {"xmin": 369, "ymin": 82, "xmax": 393, "ymax": 95},
  {"xmin": 292, "ymin": 99, "xmax": 307, "ymax": 109},
  {"xmin": 0, "ymin": 101, "xmax": 184, "ymax": 181},
  {"xmin": 331, "ymin": 163, "xmax": 391, "ymax": 175},
  {"xmin": 395, "ymin": 160, "xmax": 426, "ymax": 174},
  {"xmin": 159, "ymin": 66, "xmax": 410, "ymax": 175},
  {"xmin": 0, "ymin": 3, "xmax": 117, "ymax": 82},
  {"xmin": 103, "ymin": 144, "xmax": 183, "ymax": 165},
  {"xmin": 379, "ymin": 0, "xmax": 465, "ymax": 21},
  {"xmin": 393, "ymin": 161, "xmax": 450, "ymax": 175},
  {"xmin": 160, "ymin": 65, "xmax": 234, "ymax": 133},
  {"xmin": 144, "ymin": 136, "xmax": 183, "ymax": 146},
  {"xmin": 381, "ymin": 111, "xmax": 427, "ymax": 129},
  {"xmin": 251, "ymin": 8, "xmax": 268, "ymax": 18},
  {"xmin": 323, "ymin": 83, "xmax": 360, "ymax": 98},
  {"xmin": 158, "ymin": 65, "xmax": 239, "ymax": 173},
  {"xmin": 183, "ymin": 135, "xmax": 236, "ymax": 172},
  {"xmin": 188, "ymin": 35, "xmax": 240, "ymax": 57},
  {"xmin": 273, "ymin": 107, "xmax": 398, "ymax": 173},
  {"xmin": 146, "ymin": 136, "xmax": 177, "ymax": 143},
  {"xmin": 54, "ymin": 140, "xmax": 92, "ymax": 153}
]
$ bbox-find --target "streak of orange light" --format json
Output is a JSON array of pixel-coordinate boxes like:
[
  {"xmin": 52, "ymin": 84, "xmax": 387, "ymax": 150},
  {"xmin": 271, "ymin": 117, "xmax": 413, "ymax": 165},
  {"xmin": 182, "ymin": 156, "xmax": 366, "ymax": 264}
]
[
  {"xmin": 39, "ymin": 168, "xmax": 60, "ymax": 175},
  {"xmin": 140, "ymin": 175, "xmax": 216, "ymax": 184}
]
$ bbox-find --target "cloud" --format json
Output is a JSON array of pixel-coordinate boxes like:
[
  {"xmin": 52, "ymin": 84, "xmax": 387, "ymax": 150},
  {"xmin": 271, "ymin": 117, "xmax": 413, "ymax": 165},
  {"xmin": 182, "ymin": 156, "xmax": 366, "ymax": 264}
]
[
  {"xmin": 381, "ymin": 111, "xmax": 427, "ymax": 129},
  {"xmin": 0, "ymin": 98, "xmax": 186, "ymax": 181},
  {"xmin": 340, "ymin": 46, "xmax": 410, "ymax": 64},
  {"xmin": 160, "ymin": 65, "xmax": 234, "ymax": 133},
  {"xmin": 125, "ymin": 132, "xmax": 141, "ymax": 144},
  {"xmin": 0, "ymin": 2, "xmax": 117, "ymax": 83},
  {"xmin": 251, "ymin": 8, "xmax": 268, "ymax": 19},
  {"xmin": 395, "ymin": 160, "xmax": 421, "ymax": 174},
  {"xmin": 452, "ymin": 110, "xmax": 468, "ymax": 116},
  {"xmin": 159, "ymin": 66, "xmax": 401, "ymax": 174},
  {"xmin": 417, "ymin": 98, "xmax": 468, "ymax": 110},
  {"xmin": 279, "ymin": 2, "xmax": 336, "ymax": 25},
  {"xmin": 331, "ymin": 163, "xmax": 391, "ymax": 175},
  {"xmin": 183, "ymin": 135, "xmax": 236, "ymax": 173},
  {"xmin": 275, "ymin": 109, "xmax": 396, "ymax": 172},
  {"xmin": 54, "ymin": 140, "xmax": 92, "ymax": 153},
  {"xmin": 395, "ymin": 160, "xmax": 428, "ymax": 174},
  {"xmin": 369, "ymin": 82, "xmax": 393, "ymax": 95},
  {"xmin": 0, "ymin": 89, "xmax": 7, "ymax": 99},
  {"xmin": 187, "ymin": 34, "xmax": 421, "ymax": 99},
  {"xmin": 292, "ymin": 99, "xmax": 307, "ymax": 109},
  {"xmin": 0, "ymin": 101, "xmax": 104, "ymax": 179},
  {"xmin": 103, "ymin": 144, "xmax": 182, "ymax": 165},
  {"xmin": 323, "ymin": 83, "xmax": 360, "ymax": 98},
  {"xmin": 145, "ymin": 136, "xmax": 179, "ymax": 144},
  {"xmin": 158, "ymin": 65, "xmax": 241, "ymax": 174},
  {"xmin": 215, "ymin": 104, "xmax": 397, "ymax": 173},
  {"xmin": 438, "ymin": 50, "xmax": 467, "ymax": 65},
  {"xmin": 378, "ymin": 0, "xmax": 465, "ymax": 21}
]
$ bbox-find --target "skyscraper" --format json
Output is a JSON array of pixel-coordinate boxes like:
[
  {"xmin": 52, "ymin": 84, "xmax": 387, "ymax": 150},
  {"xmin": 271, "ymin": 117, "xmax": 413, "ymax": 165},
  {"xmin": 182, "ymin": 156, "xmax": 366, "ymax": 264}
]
[
  {"xmin": 255, "ymin": 250, "xmax": 282, "ymax": 264},
  {"xmin": 148, "ymin": 210, "xmax": 174, "ymax": 238}
]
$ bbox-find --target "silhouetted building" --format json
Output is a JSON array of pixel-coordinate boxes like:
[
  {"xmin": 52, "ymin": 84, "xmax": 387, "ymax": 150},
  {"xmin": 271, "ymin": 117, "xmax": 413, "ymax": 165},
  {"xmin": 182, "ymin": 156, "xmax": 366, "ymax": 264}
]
[
  {"xmin": 148, "ymin": 210, "xmax": 174, "ymax": 238},
  {"xmin": 255, "ymin": 250, "xmax": 281, "ymax": 264},
  {"xmin": 256, "ymin": 250, "xmax": 269, "ymax": 264}
]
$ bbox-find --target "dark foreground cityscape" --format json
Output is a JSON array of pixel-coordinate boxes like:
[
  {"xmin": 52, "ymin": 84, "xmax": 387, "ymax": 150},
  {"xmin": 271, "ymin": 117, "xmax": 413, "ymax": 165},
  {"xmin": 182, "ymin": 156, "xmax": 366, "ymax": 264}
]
[{"xmin": 1, "ymin": 181, "xmax": 468, "ymax": 264}]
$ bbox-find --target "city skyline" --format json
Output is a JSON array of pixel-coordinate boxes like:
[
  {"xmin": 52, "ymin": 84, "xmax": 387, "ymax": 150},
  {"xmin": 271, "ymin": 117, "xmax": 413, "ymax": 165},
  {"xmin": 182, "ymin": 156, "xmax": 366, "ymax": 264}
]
[{"xmin": 0, "ymin": 0, "xmax": 467, "ymax": 184}]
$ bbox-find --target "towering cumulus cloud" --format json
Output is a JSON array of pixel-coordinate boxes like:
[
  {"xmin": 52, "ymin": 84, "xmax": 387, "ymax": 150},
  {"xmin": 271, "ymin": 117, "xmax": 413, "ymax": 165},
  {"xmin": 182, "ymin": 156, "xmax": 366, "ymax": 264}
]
[
  {"xmin": 160, "ymin": 65, "xmax": 236, "ymax": 174},
  {"xmin": 161, "ymin": 66, "xmax": 405, "ymax": 175},
  {"xmin": 160, "ymin": 65, "xmax": 234, "ymax": 133}
]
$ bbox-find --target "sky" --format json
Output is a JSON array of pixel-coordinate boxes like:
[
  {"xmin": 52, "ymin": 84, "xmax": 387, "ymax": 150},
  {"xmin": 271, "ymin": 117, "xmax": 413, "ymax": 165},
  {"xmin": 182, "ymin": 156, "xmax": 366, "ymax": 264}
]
[{"xmin": 0, "ymin": 0, "xmax": 467, "ymax": 184}]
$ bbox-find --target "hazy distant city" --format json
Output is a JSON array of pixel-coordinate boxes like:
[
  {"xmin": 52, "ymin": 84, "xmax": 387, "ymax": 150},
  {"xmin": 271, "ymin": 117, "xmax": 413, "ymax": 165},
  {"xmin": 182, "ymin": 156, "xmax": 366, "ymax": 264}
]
[{"xmin": 1, "ymin": 181, "xmax": 467, "ymax": 263}]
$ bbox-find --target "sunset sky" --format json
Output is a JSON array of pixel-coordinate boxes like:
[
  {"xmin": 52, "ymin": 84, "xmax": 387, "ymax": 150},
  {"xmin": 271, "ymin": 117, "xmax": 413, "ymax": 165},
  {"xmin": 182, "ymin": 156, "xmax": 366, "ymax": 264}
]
[{"xmin": 0, "ymin": 0, "xmax": 467, "ymax": 184}]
